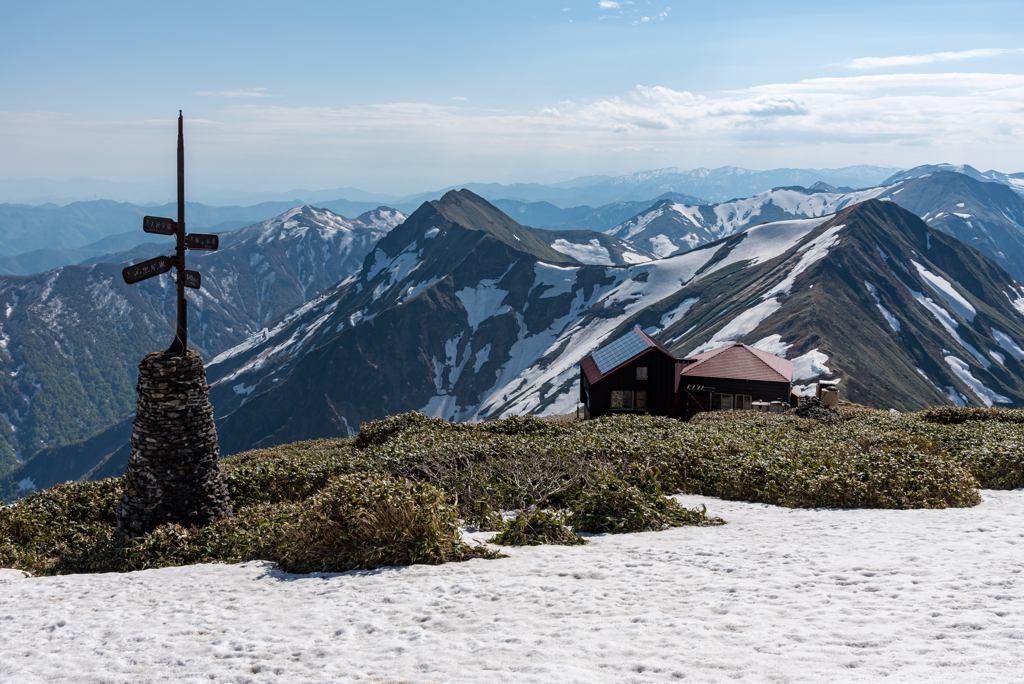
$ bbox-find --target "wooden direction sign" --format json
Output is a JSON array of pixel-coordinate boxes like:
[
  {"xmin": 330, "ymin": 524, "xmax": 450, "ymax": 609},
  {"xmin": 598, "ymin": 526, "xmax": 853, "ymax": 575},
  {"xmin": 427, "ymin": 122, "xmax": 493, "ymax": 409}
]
[
  {"xmin": 186, "ymin": 233, "xmax": 219, "ymax": 251},
  {"xmin": 180, "ymin": 270, "xmax": 201, "ymax": 290},
  {"xmin": 120, "ymin": 111, "xmax": 211, "ymax": 354},
  {"xmin": 123, "ymin": 256, "xmax": 173, "ymax": 285},
  {"xmin": 143, "ymin": 216, "xmax": 177, "ymax": 236}
]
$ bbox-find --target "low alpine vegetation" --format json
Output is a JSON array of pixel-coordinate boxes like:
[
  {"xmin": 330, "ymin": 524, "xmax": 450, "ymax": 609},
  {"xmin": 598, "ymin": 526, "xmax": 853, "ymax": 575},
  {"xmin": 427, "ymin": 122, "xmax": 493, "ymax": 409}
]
[
  {"xmin": 2, "ymin": 405, "xmax": 1020, "ymax": 576},
  {"xmin": 572, "ymin": 469, "xmax": 725, "ymax": 533},
  {"xmin": 491, "ymin": 509, "xmax": 588, "ymax": 546}
]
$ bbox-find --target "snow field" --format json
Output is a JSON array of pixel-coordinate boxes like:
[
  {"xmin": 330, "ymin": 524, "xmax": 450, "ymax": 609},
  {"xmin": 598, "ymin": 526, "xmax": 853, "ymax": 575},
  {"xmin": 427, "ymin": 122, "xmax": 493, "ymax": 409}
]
[{"xmin": 2, "ymin": 491, "xmax": 1023, "ymax": 683}]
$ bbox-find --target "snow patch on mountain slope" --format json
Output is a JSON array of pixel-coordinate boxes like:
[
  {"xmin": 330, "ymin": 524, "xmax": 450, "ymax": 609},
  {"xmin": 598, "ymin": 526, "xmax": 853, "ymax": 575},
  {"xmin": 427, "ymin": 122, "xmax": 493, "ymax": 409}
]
[
  {"xmin": 792, "ymin": 349, "xmax": 832, "ymax": 380},
  {"xmin": 660, "ymin": 297, "xmax": 699, "ymax": 329},
  {"xmin": 456, "ymin": 280, "xmax": 511, "ymax": 332},
  {"xmin": 894, "ymin": 273, "xmax": 990, "ymax": 368},
  {"xmin": 701, "ymin": 217, "xmax": 831, "ymax": 277},
  {"xmin": 864, "ymin": 281, "xmax": 901, "ymax": 332},
  {"xmin": 752, "ymin": 334, "xmax": 792, "ymax": 357},
  {"xmin": 668, "ymin": 203, "xmax": 705, "ymax": 227},
  {"xmin": 402, "ymin": 277, "xmax": 442, "ymax": 302},
  {"xmin": 422, "ymin": 394, "xmax": 459, "ymax": 420},
  {"xmin": 475, "ymin": 272, "xmax": 648, "ymax": 419},
  {"xmin": 648, "ymin": 235, "xmax": 677, "ymax": 258},
  {"xmin": 550, "ymin": 239, "xmax": 612, "ymax": 265},
  {"xmin": 209, "ymin": 292, "xmax": 333, "ymax": 368},
  {"xmin": 620, "ymin": 251, "xmax": 649, "ymax": 265},
  {"xmin": 944, "ymin": 356, "xmax": 1011, "ymax": 407},
  {"xmin": 765, "ymin": 224, "xmax": 845, "ymax": 298},
  {"xmin": 532, "ymin": 263, "xmax": 580, "ymax": 299},
  {"xmin": 689, "ymin": 299, "xmax": 782, "ymax": 355},
  {"xmin": 604, "ymin": 249, "xmax": 720, "ymax": 314},
  {"xmin": 911, "ymin": 261, "xmax": 976, "ymax": 322},
  {"xmin": 991, "ymin": 329, "xmax": 1024, "ymax": 361},
  {"xmin": 613, "ymin": 207, "xmax": 664, "ymax": 240},
  {"xmin": 1004, "ymin": 287, "xmax": 1024, "ymax": 317},
  {"xmin": 946, "ymin": 386, "xmax": 968, "ymax": 406},
  {"xmin": 706, "ymin": 187, "xmax": 883, "ymax": 240},
  {"xmin": 473, "ymin": 344, "xmax": 491, "ymax": 373}
]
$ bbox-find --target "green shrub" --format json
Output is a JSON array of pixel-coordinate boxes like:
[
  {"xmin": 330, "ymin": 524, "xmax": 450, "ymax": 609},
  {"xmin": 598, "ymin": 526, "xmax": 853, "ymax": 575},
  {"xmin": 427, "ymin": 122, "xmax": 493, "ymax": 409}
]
[
  {"xmin": 354, "ymin": 411, "xmax": 460, "ymax": 450},
  {"xmin": 276, "ymin": 474, "xmax": 492, "ymax": 573},
  {"xmin": 705, "ymin": 435, "xmax": 981, "ymax": 509},
  {"xmin": 222, "ymin": 438, "xmax": 361, "ymax": 508},
  {"xmin": 920, "ymin": 406, "xmax": 1024, "ymax": 425},
  {"xmin": 934, "ymin": 422, "xmax": 1024, "ymax": 489},
  {"xmin": 572, "ymin": 470, "xmax": 725, "ymax": 534},
  {"xmin": 480, "ymin": 414, "xmax": 554, "ymax": 436},
  {"xmin": 491, "ymin": 509, "xmax": 587, "ymax": 546},
  {"xmin": 691, "ymin": 409, "xmax": 775, "ymax": 423}
]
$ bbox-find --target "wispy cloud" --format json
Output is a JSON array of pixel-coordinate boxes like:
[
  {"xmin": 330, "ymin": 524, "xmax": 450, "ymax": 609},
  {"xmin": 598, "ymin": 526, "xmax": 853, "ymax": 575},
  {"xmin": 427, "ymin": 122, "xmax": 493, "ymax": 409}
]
[
  {"xmin": 194, "ymin": 88, "xmax": 272, "ymax": 98},
  {"xmin": 6, "ymin": 71, "xmax": 1023, "ymax": 188},
  {"xmin": 846, "ymin": 48, "xmax": 1024, "ymax": 70},
  {"xmin": 450, "ymin": 96, "xmax": 468, "ymax": 101},
  {"xmin": 598, "ymin": 1, "xmax": 619, "ymax": 7}
]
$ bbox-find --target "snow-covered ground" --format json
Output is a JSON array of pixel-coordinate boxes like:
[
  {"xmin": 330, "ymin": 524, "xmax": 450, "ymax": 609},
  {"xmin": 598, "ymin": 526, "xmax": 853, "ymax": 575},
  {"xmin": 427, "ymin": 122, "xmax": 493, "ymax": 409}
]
[{"xmin": 2, "ymin": 491, "xmax": 1023, "ymax": 683}]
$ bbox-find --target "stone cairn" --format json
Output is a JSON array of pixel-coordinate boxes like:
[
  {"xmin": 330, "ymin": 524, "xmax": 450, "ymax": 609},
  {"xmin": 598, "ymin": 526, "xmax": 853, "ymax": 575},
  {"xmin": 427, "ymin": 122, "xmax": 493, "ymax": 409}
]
[{"xmin": 117, "ymin": 350, "xmax": 232, "ymax": 537}]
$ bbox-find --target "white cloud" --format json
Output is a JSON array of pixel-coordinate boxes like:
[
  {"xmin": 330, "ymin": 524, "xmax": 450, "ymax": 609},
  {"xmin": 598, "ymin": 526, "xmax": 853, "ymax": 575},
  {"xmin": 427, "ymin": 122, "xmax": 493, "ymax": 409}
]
[
  {"xmin": 194, "ymin": 88, "xmax": 272, "ymax": 98},
  {"xmin": 598, "ymin": 1, "xmax": 619, "ymax": 7},
  {"xmin": 4, "ymin": 71, "xmax": 1023, "ymax": 190},
  {"xmin": 451, "ymin": 96, "xmax": 468, "ymax": 101},
  {"xmin": 846, "ymin": 48, "xmax": 1024, "ymax": 70}
]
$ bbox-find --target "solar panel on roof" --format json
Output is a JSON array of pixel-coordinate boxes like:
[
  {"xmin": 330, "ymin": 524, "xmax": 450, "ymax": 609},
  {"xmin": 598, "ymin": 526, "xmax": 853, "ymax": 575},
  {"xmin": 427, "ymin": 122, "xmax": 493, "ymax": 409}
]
[{"xmin": 591, "ymin": 328, "xmax": 651, "ymax": 375}]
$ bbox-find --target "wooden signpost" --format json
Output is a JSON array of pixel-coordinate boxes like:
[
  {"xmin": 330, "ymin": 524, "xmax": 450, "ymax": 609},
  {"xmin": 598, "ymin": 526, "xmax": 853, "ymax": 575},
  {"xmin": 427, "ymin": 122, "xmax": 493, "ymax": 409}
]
[
  {"xmin": 116, "ymin": 111, "xmax": 233, "ymax": 536},
  {"xmin": 122, "ymin": 112, "xmax": 219, "ymax": 355}
]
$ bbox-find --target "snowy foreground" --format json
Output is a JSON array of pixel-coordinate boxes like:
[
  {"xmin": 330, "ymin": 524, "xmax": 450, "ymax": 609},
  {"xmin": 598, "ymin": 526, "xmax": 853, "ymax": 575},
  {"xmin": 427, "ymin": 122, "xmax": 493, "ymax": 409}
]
[{"xmin": 2, "ymin": 492, "xmax": 1023, "ymax": 683}]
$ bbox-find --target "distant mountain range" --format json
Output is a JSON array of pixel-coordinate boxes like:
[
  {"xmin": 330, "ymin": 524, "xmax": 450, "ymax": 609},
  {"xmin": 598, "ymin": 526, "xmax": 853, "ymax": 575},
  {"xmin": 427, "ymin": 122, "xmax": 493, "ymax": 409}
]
[
  {"xmin": 13, "ymin": 163, "xmax": 1024, "ymax": 278},
  {"xmin": 0, "ymin": 198, "xmax": 400, "ymax": 275},
  {"xmin": 4, "ymin": 169, "xmax": 1024, "ymax": 501},
  {"xmin": 2, "ymin": 166, "xmax": 899, "ymax": 208},
  {"xmin": 884, "ymin": 164, "xmax": 1024, "ymax": 196},
  {"xmin": 0, "ymin": 206, "xmax": 406, "ymax": 476},
  {"xmin": 604, "ymin": 172, "xmax": 1024, "ymax": 283}
]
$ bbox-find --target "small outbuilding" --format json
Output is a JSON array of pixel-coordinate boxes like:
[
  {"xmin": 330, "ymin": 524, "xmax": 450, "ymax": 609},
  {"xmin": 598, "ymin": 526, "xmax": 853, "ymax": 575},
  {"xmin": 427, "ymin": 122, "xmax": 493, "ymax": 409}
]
[{"xmin": 579, "ymin": 327, "xmax": 794, "ymax": 420}]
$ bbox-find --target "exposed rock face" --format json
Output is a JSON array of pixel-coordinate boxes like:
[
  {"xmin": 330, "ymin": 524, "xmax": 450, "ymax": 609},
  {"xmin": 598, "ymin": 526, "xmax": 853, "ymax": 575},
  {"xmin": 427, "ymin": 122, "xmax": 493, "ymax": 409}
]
[{"xmin": 117, "ymin": 350, "xmax": 231, "ymax": 536}]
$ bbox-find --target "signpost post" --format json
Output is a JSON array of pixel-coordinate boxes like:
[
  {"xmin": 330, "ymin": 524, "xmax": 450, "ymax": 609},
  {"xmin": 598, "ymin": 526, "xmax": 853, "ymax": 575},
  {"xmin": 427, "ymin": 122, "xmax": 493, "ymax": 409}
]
[{"xmin": 122, "ymin": 111, "xmax": 219, "ymax": 355}]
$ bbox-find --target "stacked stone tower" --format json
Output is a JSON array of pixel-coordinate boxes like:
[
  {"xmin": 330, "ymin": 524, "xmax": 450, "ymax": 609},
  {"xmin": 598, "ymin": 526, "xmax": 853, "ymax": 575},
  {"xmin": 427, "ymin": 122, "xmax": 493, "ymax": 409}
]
[{"xmin": 117, "ymin": 350, "xmax": 232, "ymax": 537}]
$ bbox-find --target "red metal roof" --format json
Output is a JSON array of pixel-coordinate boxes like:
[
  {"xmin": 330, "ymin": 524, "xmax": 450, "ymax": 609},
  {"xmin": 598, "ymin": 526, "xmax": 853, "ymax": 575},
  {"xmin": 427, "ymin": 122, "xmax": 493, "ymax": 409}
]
[
  {"xmin": 580, "ymin": 355, "xmax": 602, "ymax": 385},
  {"xmin": 678, "ymin": 342, "xmax": 793, "ymax": 383}
]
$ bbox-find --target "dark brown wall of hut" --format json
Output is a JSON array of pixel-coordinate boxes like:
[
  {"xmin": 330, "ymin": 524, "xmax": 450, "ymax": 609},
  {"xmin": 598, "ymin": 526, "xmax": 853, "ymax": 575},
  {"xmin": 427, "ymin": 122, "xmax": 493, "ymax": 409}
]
[
  {"xmin": 680, "ymin": 376, "xmax": 792, "ymax": 404},
  {"xmin": 583, "ymin": 348, "xmax": 677, "ymax": 418}
]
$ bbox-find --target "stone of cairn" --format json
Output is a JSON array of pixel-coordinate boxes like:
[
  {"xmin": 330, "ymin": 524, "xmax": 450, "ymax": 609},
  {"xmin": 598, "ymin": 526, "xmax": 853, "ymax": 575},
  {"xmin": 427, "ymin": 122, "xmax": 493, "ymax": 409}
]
[{"xmin": 116, "ymin": 350, "xmax": 232, "ymax": 537}]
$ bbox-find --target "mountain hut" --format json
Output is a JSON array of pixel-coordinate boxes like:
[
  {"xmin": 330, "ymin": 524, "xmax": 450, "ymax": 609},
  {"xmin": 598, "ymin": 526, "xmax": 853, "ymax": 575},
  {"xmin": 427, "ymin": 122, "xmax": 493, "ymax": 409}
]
[{"xmin": 579, "ymin": 326, "xmax": 794, "ymax": 420}]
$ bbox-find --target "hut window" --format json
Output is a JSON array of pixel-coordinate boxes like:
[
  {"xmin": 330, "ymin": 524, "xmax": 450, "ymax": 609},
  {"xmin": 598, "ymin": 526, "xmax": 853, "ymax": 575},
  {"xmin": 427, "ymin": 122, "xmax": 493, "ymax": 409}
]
[
  {"xmin": 717, "ymin": 393, "xmax": 733, "ymax": 411},
  {"xmin": 737, "ymin": 395, "xmax": 752, "ymax": 410},
  {"xmin": 611, "ymin": 390, "xmax": 634, "ymax": 410},
  {"xmin": 636, "ymin": 366, "xmax": 648, "ymax": 380},
  {"xmin": 636, "ymin": 390, "xmax": 647, "ymax": 411}
]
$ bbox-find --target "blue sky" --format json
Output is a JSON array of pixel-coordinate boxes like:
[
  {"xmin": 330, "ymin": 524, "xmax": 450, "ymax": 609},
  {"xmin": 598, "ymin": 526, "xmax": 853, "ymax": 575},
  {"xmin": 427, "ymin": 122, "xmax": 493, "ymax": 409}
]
[{"xmin": 2, "ymin": 0, "xmax": 1023, "ymax": 195}]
